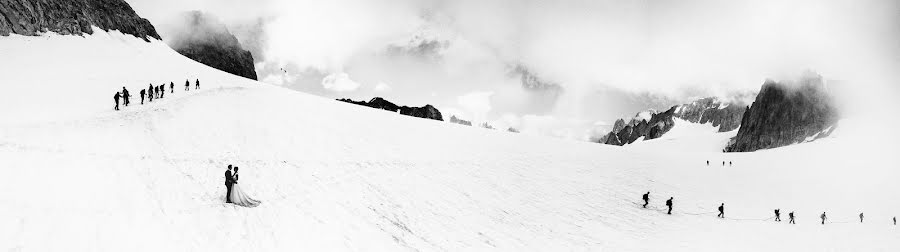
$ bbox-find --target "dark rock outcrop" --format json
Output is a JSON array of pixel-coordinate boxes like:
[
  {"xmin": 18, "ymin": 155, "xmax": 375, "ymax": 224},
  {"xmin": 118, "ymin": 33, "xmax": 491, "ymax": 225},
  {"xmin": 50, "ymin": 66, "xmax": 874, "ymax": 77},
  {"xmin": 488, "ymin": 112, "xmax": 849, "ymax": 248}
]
[
  {"xmin": 167, "ymin": 11, "xmax": 257, "ymax": 80},
  {"xmin": 365, "ymin": 97, "xmax": 400, "ymax": 112},
  {"xmin": 602, "ymin": 107, "xmax": 678, "ymax": 145},
  {"xmin": 337, "ymin": 97, "xmax": 443, "ymax": 121},
  {"xmin": 399, "ymin": 104, "xmax": 443, "ymax": 121},
  {"xmin": 0, "ymin": 0, "xmax": 160, "ymax": 41},
  {"xmin": 725, "ymin": 76, "xmax": 839, "ymax": 152},
  {"xmin": 597, "ymin": 118, "xmax": 625, "ymax": 144},
  {"xmin": 674, "ymin": 97, "xmax": 746, "ymax": 132}
]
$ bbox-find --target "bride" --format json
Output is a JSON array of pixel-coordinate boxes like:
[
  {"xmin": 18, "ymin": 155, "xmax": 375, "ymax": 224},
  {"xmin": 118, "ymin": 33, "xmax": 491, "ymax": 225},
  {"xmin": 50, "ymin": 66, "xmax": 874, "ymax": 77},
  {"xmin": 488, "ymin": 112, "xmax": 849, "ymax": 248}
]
[{"xmin": 229, "ymin": 166, "xmax": 262, "ymax": 207}]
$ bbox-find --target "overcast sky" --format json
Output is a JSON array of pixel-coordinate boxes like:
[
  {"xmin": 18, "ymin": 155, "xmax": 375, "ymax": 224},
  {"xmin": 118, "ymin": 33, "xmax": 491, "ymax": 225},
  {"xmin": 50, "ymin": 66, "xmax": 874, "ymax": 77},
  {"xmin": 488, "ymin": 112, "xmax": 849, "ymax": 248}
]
[{"xmin": 129, "ymin": 0, "xmax": 900, "ymax": 140}]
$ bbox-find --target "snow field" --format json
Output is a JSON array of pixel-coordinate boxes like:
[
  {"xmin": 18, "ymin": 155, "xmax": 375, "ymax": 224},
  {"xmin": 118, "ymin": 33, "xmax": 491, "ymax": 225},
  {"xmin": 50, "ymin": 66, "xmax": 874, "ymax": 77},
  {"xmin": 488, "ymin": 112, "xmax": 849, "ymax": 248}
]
[{"xmin": 0, "ymin": 30, "xmax": 898, "ymax": 251}]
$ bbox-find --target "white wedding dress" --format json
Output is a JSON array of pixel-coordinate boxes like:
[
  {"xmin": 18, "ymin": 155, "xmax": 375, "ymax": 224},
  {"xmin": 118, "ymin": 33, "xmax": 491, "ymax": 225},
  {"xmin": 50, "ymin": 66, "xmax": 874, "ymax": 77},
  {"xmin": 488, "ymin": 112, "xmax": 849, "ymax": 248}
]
[{"xmin": 229, "ymin": 173, "xmax": 262, "ymax": 207}]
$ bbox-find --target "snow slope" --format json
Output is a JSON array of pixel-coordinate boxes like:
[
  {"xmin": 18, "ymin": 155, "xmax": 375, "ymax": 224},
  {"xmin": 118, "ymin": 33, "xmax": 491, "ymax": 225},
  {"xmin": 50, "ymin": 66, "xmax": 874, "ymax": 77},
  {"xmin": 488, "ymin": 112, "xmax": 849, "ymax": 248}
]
[
  {"xmin": 628, "ymin": 119, "xmax": 736, "ymax": 152},
  {"xmin": 1, "ymin": 30, "xmax": 899, "ymax": 251}
]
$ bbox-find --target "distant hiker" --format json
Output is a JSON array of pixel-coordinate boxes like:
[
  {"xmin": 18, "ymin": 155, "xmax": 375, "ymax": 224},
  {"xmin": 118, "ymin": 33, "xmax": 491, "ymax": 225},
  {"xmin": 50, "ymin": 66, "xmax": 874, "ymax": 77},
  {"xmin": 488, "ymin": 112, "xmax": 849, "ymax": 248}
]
[
  {"xmin": 154, "ymin": 85, "xmax": 160, "ymax": 98},
  {"xmin": 894, "ymin": 216, "xmax": 896, "ymax": 225},
  {"xmin": 859, "ymin": 212, "xmax": 864, "ymax": 223},
  {"xmin": 789, "ymin": 212, "xmax": 795, "ymax": 224},
  {"xmin": 121, "ymin": 87, "xmax": 130, "ymax": 106},
  {"xmin": 774, "ymin": 209, "xmax": 781, "ymax": 222},
  {"xmin": 170, "ymin": 82, "xmax": 174, "ymax": 93},
  {"xmin": 185, "ymin": 79, "xmax": 190, "ymax": 91},
  {"xmin": 113, "ymin": 92, "xmax": 121, "ymax": 111},
  {"xmin": 140, "ymin": 89, "xmax": 146, "ymax": 104},
  {"xmin": 160, "ymin": 84, "xmax": 165, "ymax": 98},
  {"xmin": 717, "ymin": 203, "xmax": 725, "ymax": 218},
  {"xmin": 666, "ymin": 197, "xmax": 673, "ymax": 215},
  {"xmin": 821, "ymin": 212, "xmax": 827, "ymax": 225},
  {"xmin": 722, "ymin": 161, "xmax": 725, "ymax": 166},
  {"xmin": 729, "ymin": 161, "xmax": 732, "ymax": 166},
  {"xmin": 148, "ymin": 84, "xmax": 154, "ymax": 102},
  {"xmin": 195, "ymin": 79, "xmax": 200, "ymax": 89},
  {"xmin": 706, "ymin": 160, "xmax": 709, "ymax": 166},
  {"xmin": 642, "ymin": 191, "xmax": 650, "ymax": 208}
]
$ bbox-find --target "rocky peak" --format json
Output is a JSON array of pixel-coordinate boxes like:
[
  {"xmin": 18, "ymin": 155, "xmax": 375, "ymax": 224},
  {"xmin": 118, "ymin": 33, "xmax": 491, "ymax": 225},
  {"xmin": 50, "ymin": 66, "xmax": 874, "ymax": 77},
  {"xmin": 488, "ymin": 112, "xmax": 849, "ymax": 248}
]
[
  {"xmin": 601, "ymin": 106, "xmax": 678, "ymax": 146},
  {"xmin": 0, "ymin": 0, "xmax": 160, "ymax": 41},
  {"xmin": 167, "ymin": 11, "xmax": 257, "ymax": 80},
  {"xmin": 725, "ymin": 75, "xmax": 839, "ymax": 152}
]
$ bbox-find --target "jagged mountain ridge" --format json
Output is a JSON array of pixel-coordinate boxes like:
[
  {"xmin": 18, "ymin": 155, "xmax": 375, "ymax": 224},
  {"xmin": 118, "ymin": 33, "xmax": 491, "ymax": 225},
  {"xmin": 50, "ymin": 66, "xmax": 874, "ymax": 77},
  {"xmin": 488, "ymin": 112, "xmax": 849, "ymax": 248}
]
[
  {"xmin": 675, "ymin": 97, "xmax": 745, "ymax": 132},
  {"xmin": 0, "ymin": 0, "xmax": 160, "ymax": 41},
  {"xmin": 337, "ymin": 97, "xmax": 444, "ymax": 121},
  {"xmin": 599, "ymin": 97, "xmax": 747, "ymax": 146}
]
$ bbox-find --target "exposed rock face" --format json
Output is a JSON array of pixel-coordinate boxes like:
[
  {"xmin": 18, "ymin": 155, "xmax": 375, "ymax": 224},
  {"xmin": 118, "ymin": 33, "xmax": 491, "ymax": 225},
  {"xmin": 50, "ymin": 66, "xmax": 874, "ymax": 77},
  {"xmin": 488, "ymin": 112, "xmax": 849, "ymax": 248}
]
[
  {"xmin": 0, "ymin": 0, "xmax": 160, "ymax": 41},
  {"xmin": 400, "ymin": 104, "xmax": 443, "ymax": 121},
  {"xmin": 598, "ymin": 118, "xmax": 626, "ymax": 144},
  {"xmin": 167, "ymin": 11, "xmax": 257, "ymax": 80},
  {"xmin": 337, "ymin": 97, "xmax": 443, "ymax": 121},
  {"xmin": 601, "ymin": 107, "xmax": 678, "ymax": 145},
  {"xmin": 725, "ymin": 76, "xmax": 839, "ymax": 152},
  {"xmin": 674, "ymin": 97, "xmax": 746, "ymax": 132},
  {"xmin": 598, "ymin": 97, "xmax": 747, "ymax": 146},
  {"xmin": 365, "ymin": 97, "xmax": 400, "ymax": 111}
]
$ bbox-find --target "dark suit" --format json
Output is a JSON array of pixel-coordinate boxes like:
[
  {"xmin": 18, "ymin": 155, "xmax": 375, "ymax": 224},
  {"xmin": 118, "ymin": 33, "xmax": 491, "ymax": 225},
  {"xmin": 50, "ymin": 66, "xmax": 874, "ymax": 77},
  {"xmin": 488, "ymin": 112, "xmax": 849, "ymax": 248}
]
[{"xmin": 225, "ymin": 170, "xmax": 234, "ymax": 203}]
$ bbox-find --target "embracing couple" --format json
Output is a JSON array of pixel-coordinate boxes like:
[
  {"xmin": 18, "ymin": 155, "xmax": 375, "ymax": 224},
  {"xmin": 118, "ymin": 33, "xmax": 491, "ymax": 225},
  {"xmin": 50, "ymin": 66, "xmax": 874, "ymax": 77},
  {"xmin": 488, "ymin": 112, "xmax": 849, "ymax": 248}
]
[{"xmin": 225, "ymin": 164, "xmax": 262, "ymax": 207}]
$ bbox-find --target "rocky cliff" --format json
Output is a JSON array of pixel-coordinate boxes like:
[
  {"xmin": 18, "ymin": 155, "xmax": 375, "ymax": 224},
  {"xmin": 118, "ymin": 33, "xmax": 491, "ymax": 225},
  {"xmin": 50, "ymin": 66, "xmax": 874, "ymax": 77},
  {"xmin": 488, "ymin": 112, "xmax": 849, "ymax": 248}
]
[
  {"xmin": 337, "ymin": 97, "xmax": 444, "ymax": 121},
  {"xmin": 725, "ymin": 76, "xmax": 839, "ymax": 152},
  {"xmin": 601, "ymin": 107, "xmax": 678, "ymax": 145},
  {"xmin": 674, "ymin": 97, "xmax": 746, "ymax": 132},
  {"xmin": 0, "ymin": 0, "xmax": 160, "ymax": 41},
  {"xmin": 167, "ymin": 11, "xmax": 257, "ymax": 80}
]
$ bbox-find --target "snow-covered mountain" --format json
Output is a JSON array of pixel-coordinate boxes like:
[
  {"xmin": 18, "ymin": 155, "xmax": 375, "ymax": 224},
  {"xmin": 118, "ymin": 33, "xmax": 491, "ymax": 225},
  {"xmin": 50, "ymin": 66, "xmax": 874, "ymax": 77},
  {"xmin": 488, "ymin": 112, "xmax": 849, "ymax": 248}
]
[
  {"xmin": 600, "ymin": 98, "xmax": 746, "ymax": 146},
  {"xmin": 1, "ymin": 4, "xmax": 898, "ymax": 251}
]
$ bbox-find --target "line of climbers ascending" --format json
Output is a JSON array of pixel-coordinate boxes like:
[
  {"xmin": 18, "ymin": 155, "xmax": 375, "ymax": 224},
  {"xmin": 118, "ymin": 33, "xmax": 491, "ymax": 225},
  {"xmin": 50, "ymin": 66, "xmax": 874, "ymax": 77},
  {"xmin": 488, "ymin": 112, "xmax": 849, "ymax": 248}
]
[
  {"xmin": 113, "ymin": 79, "xmax": 200, "ymax": 110},
  {"xmin": 640, "ymin": 191, "xmax": 897, "ymax": 226}
]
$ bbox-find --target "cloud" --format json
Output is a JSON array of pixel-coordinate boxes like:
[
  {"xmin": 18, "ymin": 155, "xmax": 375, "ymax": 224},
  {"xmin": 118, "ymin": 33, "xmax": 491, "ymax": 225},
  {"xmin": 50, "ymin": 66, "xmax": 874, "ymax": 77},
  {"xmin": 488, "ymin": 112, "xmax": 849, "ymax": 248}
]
[
  {"xmin": 321, "ymin": 72, "xmax": 362, "ymax": 92},
  {"xmin": 262, "ymin": 0, "xmax": 424, "ymax": 72},
  {"xmin": 493, "ymin": 114, "xmax": 598, "ymax": 141},
  {"xmin": 374, "ymin": 82, "xmax": 392, "ymax": 92},
  {"xmin": 131, "ymin": 0, "xmax": 899, "ymax": 93},
  {"xmin": 456, "ymin": 91, "xmax": 494, "ymax": 122},
  {"xmin": 128, "ymin": 0, "xmax": 900, "ymax": 140},
  {"xmin": 256, "ymin": 62, "xmax": 297, "ymax": 85}
]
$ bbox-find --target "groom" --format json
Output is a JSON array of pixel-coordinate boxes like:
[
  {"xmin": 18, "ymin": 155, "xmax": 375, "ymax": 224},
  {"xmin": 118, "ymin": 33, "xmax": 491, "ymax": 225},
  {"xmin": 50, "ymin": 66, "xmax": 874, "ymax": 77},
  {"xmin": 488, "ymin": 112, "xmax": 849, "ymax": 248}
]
[{"xmin": 225, "ymin": 165, "xmax": 235, "ymax": 203}]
